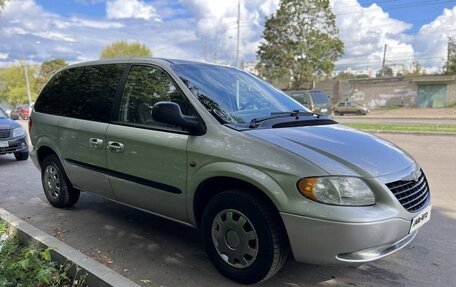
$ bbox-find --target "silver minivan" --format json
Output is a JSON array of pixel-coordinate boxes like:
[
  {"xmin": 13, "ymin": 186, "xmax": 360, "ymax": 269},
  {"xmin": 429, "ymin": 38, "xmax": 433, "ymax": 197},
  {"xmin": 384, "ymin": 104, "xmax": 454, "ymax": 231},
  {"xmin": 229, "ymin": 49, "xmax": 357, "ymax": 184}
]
[{"xmin": 30, "ymin": 58, "xmax": 431, "ymax": 284}]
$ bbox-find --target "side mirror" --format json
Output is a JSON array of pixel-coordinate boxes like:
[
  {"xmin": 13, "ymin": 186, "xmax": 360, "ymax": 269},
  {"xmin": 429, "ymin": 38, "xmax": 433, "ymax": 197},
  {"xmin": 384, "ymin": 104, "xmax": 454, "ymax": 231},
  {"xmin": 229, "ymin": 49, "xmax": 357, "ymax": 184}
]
[{"xmin": 152, "ymin": 102, "xmax": 205, "ymax": 135}]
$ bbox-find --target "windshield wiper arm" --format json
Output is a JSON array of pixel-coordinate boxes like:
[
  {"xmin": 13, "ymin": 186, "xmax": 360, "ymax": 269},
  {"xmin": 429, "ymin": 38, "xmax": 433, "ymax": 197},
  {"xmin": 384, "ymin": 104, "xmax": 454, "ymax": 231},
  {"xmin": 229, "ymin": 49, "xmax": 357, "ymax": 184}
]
[{"xmin": 249, "ymin": 110, "xmax": 314, "ymax": 127}]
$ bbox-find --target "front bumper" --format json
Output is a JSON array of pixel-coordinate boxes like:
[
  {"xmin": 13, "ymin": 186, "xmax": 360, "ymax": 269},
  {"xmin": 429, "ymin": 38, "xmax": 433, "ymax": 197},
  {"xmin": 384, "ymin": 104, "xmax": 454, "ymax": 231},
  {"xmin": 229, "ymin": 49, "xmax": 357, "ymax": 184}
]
[
  {"xmin": 281, "ymin": 212, "xmax": 417, "ymax": 265},
  {"xmin": 0, "ymin": 136, "xmax": 28, "ymax": 155}
]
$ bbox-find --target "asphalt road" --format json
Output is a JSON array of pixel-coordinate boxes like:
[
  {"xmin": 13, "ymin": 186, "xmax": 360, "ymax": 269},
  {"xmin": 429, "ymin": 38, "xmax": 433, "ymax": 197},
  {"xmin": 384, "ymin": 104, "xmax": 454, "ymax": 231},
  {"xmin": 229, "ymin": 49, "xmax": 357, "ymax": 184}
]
[
  {"xmin": 334, "ymin": 116, "xmax": 456, "ymax": 125},
  {"xmin": 0, "ymin": 134, "xmax": 455, "ymax": 287}
]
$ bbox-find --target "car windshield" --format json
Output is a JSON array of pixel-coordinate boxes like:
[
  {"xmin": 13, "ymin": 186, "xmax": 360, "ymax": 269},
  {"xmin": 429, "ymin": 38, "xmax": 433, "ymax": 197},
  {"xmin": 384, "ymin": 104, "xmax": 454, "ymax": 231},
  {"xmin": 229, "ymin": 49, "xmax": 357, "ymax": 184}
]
[
  {"xmin": 0, "ymin": 108, "xmax": 7, "ymax": 118},
  {"xmin": 172, "ymin": 63, "xmax": 306, "ymax": 124},
  {"xmin": 309, "ymin": 90, "xmax": 330, "ymax": 105}
]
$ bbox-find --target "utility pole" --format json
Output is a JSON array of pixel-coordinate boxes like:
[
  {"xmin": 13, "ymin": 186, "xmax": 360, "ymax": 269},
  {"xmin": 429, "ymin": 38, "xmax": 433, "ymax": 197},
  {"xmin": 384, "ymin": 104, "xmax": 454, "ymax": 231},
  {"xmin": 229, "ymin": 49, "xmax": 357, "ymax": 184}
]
[
  {"xmin": 381, "ymin": 44, "xmax": 387, "ymax": 77},
  {"xmin": 447, "ymin": 36, "xmax": 456, "ymax": 73},
  {"xmin": 236, "ymin": 0, "xmax": 240, "ymax": 68},
  {"xmin": 23, "ymin": 60, "xmax": 32, "ymax": 106}
]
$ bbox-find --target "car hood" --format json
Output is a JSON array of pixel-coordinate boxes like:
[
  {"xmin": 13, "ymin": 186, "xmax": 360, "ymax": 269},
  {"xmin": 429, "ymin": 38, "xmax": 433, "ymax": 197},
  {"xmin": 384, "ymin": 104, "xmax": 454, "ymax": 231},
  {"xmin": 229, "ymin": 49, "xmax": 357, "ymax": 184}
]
[
  {"xmin": 244, "ymin": 124, "xmax": 415, "ymax": 177},
  {"xmin": 0, "ymin": 118, "xmax": 21, "ymax": 130}
]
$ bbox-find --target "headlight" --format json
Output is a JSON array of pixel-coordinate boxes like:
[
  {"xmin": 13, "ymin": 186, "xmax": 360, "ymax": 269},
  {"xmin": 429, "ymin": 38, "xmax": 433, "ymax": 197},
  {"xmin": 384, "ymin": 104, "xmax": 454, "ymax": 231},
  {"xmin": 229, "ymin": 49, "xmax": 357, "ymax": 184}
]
[
  {"xmin": 297, "ymin": 177, "xmax": 375, "ymax": 206},
  {"xmin": 12, "ymin": 127, "xmax": 25, "ymax": 138}
]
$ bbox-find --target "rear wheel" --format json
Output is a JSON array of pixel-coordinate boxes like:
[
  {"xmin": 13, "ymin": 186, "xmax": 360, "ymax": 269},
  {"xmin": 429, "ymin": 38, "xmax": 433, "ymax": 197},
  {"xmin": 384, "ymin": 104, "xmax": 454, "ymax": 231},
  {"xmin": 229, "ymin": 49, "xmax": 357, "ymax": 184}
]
[
  {"xmin": 201, "ymin": 190, "xmax": 288, "ymax": 284},
  {"xmin": 41, "ymin": 154, "xmax": 80, "ymax": 208}
]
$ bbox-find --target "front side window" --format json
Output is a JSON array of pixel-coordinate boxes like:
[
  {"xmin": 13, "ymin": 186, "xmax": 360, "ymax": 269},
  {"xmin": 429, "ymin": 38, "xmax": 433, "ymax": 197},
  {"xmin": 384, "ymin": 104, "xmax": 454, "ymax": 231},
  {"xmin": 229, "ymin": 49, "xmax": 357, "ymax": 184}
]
[
  {"xmin": 172, "ymin": 63, "xmax": 306, "ymax": 124},
  {"xmin": 309, "ymin": 91, "xmax": 330, "ymax": 105},
  {"xmin": 117, "ymin": 65, "xmax": 194, "ymax": 130}
]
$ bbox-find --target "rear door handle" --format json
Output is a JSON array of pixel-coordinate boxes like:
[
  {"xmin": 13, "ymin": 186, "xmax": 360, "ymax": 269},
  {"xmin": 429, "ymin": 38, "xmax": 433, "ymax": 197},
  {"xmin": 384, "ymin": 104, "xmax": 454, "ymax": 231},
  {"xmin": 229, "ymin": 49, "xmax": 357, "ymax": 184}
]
[
  {"xmin": 108, "ymin": 141, "xmax": 125, "ymax": 153},
  {"xmin": 89, "ymin": 138, "xmax": 104, "ymax": 149}
]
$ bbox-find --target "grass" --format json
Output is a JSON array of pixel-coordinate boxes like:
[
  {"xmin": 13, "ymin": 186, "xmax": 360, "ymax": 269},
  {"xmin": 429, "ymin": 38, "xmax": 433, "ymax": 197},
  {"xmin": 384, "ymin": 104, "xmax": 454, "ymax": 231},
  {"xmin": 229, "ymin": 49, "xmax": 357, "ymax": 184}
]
[
  {"xmin": 344, "ymin": 122, "xmax": 456, "ymax": 133},
  {"xmin": 0, "ymin": 220, "xmax": 86, "ymax": 287}
]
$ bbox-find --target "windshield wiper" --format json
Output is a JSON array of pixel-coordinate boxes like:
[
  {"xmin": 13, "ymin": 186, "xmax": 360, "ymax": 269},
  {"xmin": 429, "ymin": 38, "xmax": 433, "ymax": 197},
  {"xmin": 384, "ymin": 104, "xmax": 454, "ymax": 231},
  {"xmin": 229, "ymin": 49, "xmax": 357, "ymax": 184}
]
[{"xmin": 249, "ymin": 110, "xmax": 315, "ymax": 128}]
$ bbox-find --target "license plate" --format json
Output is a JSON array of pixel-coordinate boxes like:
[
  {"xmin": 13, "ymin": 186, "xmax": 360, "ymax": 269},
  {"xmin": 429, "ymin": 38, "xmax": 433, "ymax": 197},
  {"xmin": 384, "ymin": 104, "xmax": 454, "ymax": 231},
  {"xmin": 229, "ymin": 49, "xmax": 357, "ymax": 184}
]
[
  {"xmin": 410, "ymin": 205, "xmax": 431, "ymax": 233},
  {"xmin": 0, "ymin": 141, "xmax": 8, "ymax": 148},
  {"xmin": 321, "ymin": 108, "xmax": 328, "ymax": 113}
]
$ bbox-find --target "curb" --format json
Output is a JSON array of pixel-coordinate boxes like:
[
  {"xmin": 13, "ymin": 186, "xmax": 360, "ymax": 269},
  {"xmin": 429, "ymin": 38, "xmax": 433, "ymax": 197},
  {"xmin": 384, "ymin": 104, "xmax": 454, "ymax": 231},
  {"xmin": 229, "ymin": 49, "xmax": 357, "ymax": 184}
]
[
  {"xmin": 365, "ymin": 130, "xmax": 456, "ymax": 136},
  {"xmin": 0, "ymin": 207, "xmax": 141, "ymax": 287}
]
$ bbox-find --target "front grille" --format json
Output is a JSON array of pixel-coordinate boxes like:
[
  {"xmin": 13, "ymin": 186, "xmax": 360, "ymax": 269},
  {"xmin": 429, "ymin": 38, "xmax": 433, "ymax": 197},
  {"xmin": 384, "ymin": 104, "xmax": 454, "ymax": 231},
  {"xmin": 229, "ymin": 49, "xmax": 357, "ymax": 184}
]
[
  {"xmin": 0, "ymin": 129, "xmax": 10, "ymax": 139},
  {"xmin": 386, "ymin": 169, "xmax": 430, "ymax": 213}
]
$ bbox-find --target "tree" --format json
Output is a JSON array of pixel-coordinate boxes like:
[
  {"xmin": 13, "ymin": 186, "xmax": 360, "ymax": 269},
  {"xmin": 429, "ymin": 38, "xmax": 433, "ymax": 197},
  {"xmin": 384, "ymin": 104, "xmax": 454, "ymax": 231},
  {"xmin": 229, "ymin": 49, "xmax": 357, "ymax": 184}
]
[
  {"xmin": 100, "ymin": 40, "xmax": 152, "ymax": 59},
  {"xmin": 0, "ymin": 63, "xmax": 38, "ymax": 105},
  {"xmin": 334, "ymin": 72, "xmax": 369, "ymax": 80},
  {"xmin": 377, "ymin": 66, "xmax": 393, "ymax": 77},
  {"xmin": 36, "ymin": 58, "xmax": 68, "ymax": 92},
  {"xmin": 447, "ymin": 56, "xmax": 456, "ymax": 75},
  {"xmin": 407, "ymin": 59, "xmax": 422, "ymax": 76},
  {"xmin": 256, "ymin": 0, "xmax": 344, "ymax": 89}
]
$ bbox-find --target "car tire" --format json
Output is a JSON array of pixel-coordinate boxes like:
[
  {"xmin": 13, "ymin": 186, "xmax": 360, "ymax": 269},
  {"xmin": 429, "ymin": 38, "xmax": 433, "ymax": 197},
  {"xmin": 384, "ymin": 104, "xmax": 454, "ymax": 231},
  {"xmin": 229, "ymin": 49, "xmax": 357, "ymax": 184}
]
[
  {"xmin": 201, "ymin": 190, "xmax": 288, "ymax": 284},
  {"xmin": 41, "ymin": 154, "xmax": 80, "ymax": 208},
  {"xmin": 14, "ymin": 151, "xmax": 29, "ymax": 161}
]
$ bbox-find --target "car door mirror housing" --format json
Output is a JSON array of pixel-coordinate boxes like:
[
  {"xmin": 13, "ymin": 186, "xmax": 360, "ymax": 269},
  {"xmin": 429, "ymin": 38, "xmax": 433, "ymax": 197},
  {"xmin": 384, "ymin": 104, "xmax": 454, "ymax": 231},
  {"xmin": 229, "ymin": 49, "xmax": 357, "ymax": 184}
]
[{"xmin": 152, "ymin": 102, "xmax": 205, "ymax": 135}]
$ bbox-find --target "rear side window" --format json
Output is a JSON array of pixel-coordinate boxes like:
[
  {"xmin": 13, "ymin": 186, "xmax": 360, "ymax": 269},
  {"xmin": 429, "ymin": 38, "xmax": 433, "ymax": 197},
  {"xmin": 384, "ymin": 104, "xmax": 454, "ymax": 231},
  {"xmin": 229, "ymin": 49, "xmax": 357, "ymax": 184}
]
[
  {"xmin": 34, "ymin": 73, "xmax": 64, "ymax": 115},
  {"xmin": 309, "ymin": 91, "xmax": 330, "ymax": 105},
  {"xmin": 35, "ymin": 64, "xmax": 126, "ymax": 122}
]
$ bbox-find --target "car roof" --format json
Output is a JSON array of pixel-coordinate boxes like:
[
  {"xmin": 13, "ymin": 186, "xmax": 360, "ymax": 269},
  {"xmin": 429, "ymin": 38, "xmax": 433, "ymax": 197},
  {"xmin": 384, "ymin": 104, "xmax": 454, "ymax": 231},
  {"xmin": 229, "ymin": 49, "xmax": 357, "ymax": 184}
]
[{"xmin": 64, "ymin": 57, "xmax": 228, "ymax": 71}]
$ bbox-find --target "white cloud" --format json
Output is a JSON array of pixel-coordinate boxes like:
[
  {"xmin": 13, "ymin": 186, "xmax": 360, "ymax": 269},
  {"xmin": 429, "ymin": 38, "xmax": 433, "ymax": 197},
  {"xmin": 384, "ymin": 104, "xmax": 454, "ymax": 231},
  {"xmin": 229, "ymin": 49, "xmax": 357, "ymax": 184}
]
[
  {"xmin": 106, "ymin": 0, "xmax": 160, "ymax": 21},
  {"xmin": 183, "ymin": 0, "xmax": 279, "ymax": 64},
  {"xmin": 414, "ymin": 6, "xmax": 456, "ymax": 71},
  {"xmin": 331, "ymin": 0, "xmax": 414, "ymax": 71},
  {"xmin": 0, "ymin": 53, "xmax": 8, "ymax": 60}
]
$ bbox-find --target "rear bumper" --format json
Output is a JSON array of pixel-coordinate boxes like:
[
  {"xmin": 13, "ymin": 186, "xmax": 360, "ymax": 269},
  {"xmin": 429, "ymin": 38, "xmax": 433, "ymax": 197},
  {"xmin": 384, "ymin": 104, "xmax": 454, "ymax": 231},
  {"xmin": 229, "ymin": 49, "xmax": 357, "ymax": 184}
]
[
  {"xmin": 0, "ymin": 136, "xmax": 28, "ymax": 155},
  {"xmin": 281, "ymin": 212, "xmax": 416, "ymax": 265}
]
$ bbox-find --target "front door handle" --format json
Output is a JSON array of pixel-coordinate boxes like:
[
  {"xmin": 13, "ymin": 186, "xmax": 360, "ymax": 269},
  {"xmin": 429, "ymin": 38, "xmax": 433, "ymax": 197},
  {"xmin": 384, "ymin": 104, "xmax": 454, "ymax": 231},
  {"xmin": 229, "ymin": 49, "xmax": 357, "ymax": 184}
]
[
  {"xmin": 108, "ymin": 141, "xmax": 125, "ymax": 153},
  {"xmin": 89, "ymin": 138, "xmax": 104, "ymax": 149}
]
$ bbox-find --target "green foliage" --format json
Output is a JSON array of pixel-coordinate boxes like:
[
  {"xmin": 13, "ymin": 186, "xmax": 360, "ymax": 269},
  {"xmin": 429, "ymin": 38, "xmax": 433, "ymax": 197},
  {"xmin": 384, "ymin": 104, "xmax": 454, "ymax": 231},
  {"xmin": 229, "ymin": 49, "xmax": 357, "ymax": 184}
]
[
  {"xmin": 447, "ymin": 56, "xmax": 456, "ymax": 75},
  {"xmin": 0, "ymin": 0, "xmax": 7, "ymax": 10},
  {"xmin": 0, "ymin": 220, "xmax": 85, "ymax": 287},
  {"xmin": 256, "ymin": 0, "xmax": 344, "ymax": 89},
  {"xmin": 36, "ymin": 58, "xmax": 68, "ymax": 93},
  {"xmin": 377, "ymin": 66, "xmax": 394, "ymax": 77},
  {"xmin": 334, "ymin": 72, "xmax": 369, "ymax": 80},
  {"xmin": 0, "ymin": 63, "xmax": 38, "ymax": 106},
  {"xmin": 100, "ymin": 40, "xmax": 152, "ymax": 59}
]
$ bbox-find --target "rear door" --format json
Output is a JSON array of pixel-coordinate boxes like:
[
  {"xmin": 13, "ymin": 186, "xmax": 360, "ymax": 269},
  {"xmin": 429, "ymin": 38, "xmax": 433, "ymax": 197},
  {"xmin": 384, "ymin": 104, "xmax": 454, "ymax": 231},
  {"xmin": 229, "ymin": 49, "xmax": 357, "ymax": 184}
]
[
  {"xmin": 106, "ymin": 64, "xmax": 195, "ymax": 222},
  {"xmin": 59, "ymin": 64, "xmax": 126, "ymax": 200}
]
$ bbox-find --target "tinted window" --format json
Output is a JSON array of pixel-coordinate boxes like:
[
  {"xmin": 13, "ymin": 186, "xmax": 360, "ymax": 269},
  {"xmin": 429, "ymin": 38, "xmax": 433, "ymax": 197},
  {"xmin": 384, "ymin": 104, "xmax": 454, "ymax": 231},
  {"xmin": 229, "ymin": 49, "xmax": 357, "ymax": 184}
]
[
  {"xmin": 337, "ymin": 102, "xmax": 345, "ymax": 107},
  {"xmin": 35, "ymin": 72, "xmax": 65, "ymax": 115},
  {"xmin": 291, "ymin": 93, "xmax": 309, "ymax": 105},
  {"xmin": 35, "ymin": 64, "xmax": 125, "ymax": 121},
  {"xmin": 117, "ymin": 65, "xmax": 195, "ymax": 130},
  {"xmin": 309, "ymin": 91, "xmax": 330, "ymax": 105}
]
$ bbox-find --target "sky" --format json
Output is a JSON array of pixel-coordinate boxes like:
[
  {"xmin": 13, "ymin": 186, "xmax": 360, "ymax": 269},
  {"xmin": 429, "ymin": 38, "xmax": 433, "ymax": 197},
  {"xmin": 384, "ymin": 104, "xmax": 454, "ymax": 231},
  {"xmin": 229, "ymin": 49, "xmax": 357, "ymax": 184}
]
[{"xmin": 0, "ymin": 0, "xmax": 455, "ymax": 73}]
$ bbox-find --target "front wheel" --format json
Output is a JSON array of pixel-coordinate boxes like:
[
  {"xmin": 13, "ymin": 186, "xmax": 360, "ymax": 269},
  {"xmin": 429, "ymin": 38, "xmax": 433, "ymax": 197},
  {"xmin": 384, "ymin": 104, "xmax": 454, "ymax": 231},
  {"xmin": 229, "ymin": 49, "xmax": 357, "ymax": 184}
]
[
  {"xmin": 201, "ymin": 190, "xmax": 288, "ymax": 284},
  {"xmin": 14, "ymin": 151, "xmax": 29, "ymax": 161},
  {"xmin": 41, "ymin": 154, "xmax": 80, "ymax": 208}
]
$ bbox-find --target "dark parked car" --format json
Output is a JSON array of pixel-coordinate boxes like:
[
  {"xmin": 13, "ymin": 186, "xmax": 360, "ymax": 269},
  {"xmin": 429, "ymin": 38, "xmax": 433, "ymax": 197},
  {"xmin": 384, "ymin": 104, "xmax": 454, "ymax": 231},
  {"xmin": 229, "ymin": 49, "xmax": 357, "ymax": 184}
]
[
  {"xmin": 285, "ymin": 89, "xmax": 333, "ymax": 116},
  {"xmin": 15, "ymin": 104, "xmax": 30, "ymax": 120},
  {"xmin": 334, "ymin": 101, "xmax": 369, "ymax": 116},
  {"xmin": 0, "ymin": 107, "xmax": 29, "ymax": 160}
]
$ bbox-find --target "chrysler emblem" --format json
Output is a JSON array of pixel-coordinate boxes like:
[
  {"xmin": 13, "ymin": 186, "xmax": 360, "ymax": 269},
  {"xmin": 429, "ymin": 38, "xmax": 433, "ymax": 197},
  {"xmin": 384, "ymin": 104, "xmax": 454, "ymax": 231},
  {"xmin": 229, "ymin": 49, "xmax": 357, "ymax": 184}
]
[{"xmin": 402, "ymin": 170, "xmax": 421, "ymax": 182}]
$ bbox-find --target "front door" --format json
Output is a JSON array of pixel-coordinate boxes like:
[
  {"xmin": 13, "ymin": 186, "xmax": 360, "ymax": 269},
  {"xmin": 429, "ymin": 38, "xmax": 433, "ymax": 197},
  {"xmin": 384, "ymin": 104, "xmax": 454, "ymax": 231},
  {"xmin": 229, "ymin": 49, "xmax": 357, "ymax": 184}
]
[{"xmin": 106, "ymin": 64, "xmax": 195, "ymax": 222}]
